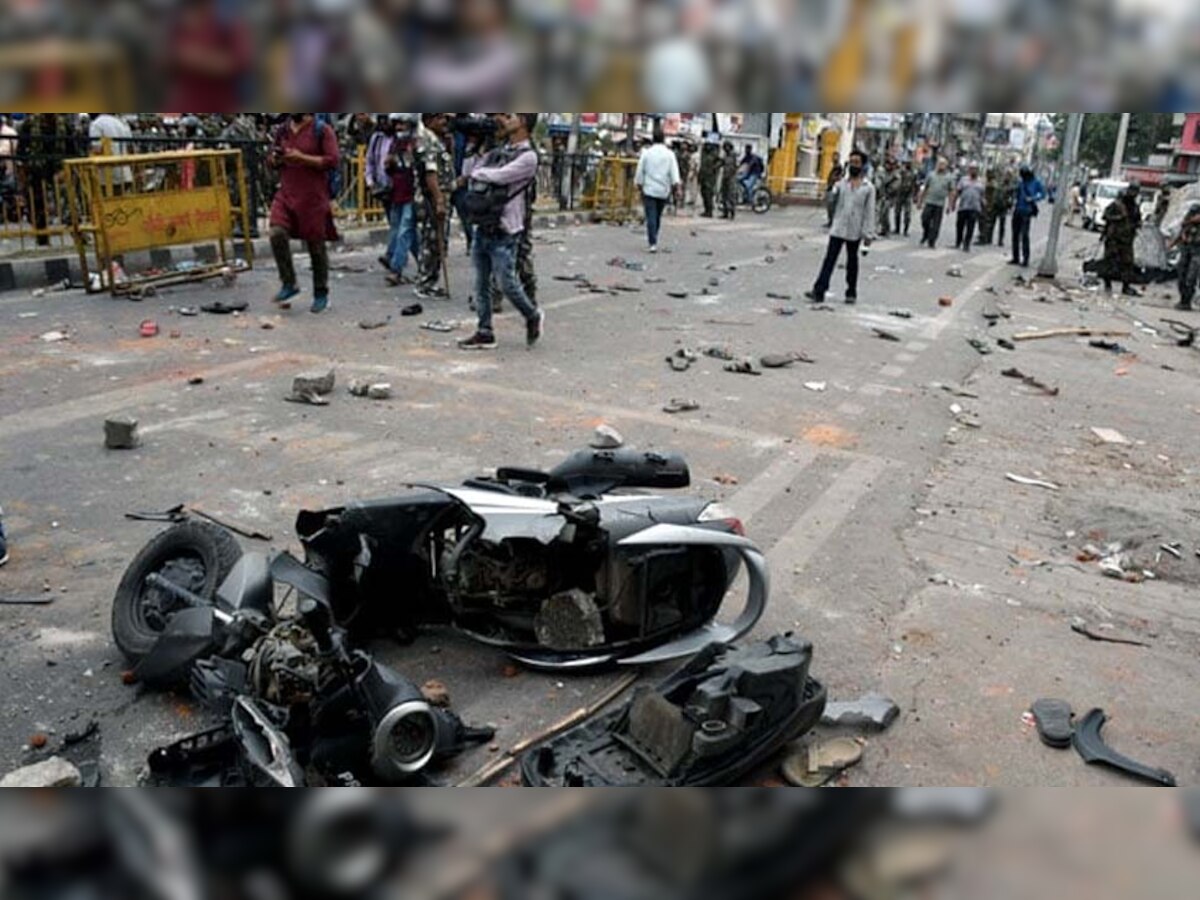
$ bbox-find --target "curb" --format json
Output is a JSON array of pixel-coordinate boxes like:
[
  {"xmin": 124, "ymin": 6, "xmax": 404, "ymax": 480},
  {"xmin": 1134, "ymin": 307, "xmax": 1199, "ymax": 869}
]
[
  {"xmin": 0, "ymin": 217, "xmax": 596, "ymax": 293},
  {"xmin": 0, "ymin": 226, "xmax": 396, "ymax": 294}
]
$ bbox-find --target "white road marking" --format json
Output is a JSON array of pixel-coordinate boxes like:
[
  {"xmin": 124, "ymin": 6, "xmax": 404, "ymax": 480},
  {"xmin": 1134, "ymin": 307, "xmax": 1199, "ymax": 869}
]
[
  {"xmin": 726, "ymin": 446, "xmax": 820, "ymax": 526},
  {"xmin": 766, "ymin": 455, "xmax": 891, "ymax": 577}
]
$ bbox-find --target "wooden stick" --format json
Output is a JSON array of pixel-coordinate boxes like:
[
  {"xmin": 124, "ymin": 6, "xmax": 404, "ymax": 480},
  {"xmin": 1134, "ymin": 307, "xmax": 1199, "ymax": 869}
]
[
  {"xmin": 454, "ymin": 671, "xmax": 640, "ymax": 787},
  {"xmin": 189, "ymin": 508, "xmax": 273, "ymax": 541},
  {"xmin": 1012, "ymin": 328, "xmax": 1130, "ymax": 342}
]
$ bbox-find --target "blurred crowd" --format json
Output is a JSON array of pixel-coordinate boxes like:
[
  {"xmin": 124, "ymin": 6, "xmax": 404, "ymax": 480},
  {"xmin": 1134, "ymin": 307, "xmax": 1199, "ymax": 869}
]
[{"xmin": 0, "ymin": 0, "xmax": 1197, "ymax": 110}]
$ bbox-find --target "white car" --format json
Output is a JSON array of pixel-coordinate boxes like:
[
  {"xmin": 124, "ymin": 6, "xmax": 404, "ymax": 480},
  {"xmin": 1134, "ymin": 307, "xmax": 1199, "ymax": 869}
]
[{"xmin": 1083, "ymin": 179, "xmax": 1130, "ymax": 230}]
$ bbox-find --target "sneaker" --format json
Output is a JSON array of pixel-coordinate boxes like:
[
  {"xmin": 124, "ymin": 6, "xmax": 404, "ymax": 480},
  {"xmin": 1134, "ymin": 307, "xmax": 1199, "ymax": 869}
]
[
  {"xmin": 415, "ymin": 285, "xmax": 448, "ymax": 300},
  {"xmin": 310, "ymin": 294, "xmax": 330, "ymax": 314},
  {"xmin": 844, "ymin": 294, "xmax": 857, "ymax": 305},
  {"xmin": 649, "ymin": 245, "xmax": 658, "ymax": 254},
  {"xmin": 458, "ymin": 331, "xmax": 497, "ymax": 350},
  {"xmin": 274, "ymin": 285, "xmax": 300, "ymax": 309},
  {"xmin": 1121, "ymin": 285, "xmax": 1141, "ymax": 297},
  {"xmin": 526, "ymin": 308, "xmax": 545, "ymax": 348},
  {"xmin": 803, "ymin": 290, "xmax": 825, "ymax": 304},
  {"xmin": 1173, "ymin": 301, "xmax": 1193, "ymax": 311}
]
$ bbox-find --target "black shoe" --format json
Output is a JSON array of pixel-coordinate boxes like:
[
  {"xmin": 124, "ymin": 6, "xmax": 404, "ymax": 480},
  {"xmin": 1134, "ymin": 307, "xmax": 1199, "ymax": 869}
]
[
  {"xmin": 1174, "ymin": 301, "xmax": 1194, "ymax": 311},
  {"xmin": 844, "ymin": 294, "xmax": 857, "ymax": 305},
  {"xmin": 1008, "ymin": 259, "xmax": 1021, "ymax": 265},
  {"xmin": 458, "ymin": 331, "xmax": 497, "ymax": 350},
  {"xmin": 804, "ymin": 290, "xmax": 824, "ymax": 304},
  {"xmin": 1121, "ymin": 285, "xmax": 1141, "ymax": 297},
  {"xmin": 526, "ymin": 308, "xmax": 544, "ymax": 348}
]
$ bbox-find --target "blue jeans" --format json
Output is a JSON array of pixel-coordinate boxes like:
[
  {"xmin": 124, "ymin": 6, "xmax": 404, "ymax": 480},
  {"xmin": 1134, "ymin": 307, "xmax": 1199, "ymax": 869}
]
[
  {"xmin": 473, "ymin": 230, "xmax": 538, "ymax": 336},
  {"xmin": 739, "ymin": 173, "xmax": 761, "ymax": 203},
  {"xmin": 387, "ymin": 201, "xmax": 419, "ymax": 274},
  {"xmin": 643, "ymin": 195, "xmax": 667, "ymax": 247}
]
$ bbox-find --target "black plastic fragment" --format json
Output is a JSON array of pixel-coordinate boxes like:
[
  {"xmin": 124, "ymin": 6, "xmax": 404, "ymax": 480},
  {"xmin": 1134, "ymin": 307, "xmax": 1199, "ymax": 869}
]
[{"xmin": 1072, "ymin": 708, "xmax": 1176, "ymax": 786}]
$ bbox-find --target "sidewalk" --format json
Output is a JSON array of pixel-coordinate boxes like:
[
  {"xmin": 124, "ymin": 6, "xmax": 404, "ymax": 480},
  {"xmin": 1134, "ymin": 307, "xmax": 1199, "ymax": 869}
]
[{"xmin": 0, "ymin": 211, "xmax": 591, "ymax": 294}]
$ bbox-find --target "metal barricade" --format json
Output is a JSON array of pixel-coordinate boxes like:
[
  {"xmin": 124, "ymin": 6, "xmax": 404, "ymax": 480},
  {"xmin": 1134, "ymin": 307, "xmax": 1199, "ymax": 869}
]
[
  {"xmin": 63, "ymin": 149, "xmax": 254, "ymax": 294},
  {"xmin": 580, "ymin": 156, "xmax": 640, "ymax": 222}
]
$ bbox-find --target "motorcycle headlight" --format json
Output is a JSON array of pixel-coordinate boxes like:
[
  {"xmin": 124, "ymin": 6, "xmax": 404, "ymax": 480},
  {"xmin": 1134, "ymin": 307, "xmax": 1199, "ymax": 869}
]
[{"xmin": 371, "ymin": 700, "xmax": 437, "ymax": 781}]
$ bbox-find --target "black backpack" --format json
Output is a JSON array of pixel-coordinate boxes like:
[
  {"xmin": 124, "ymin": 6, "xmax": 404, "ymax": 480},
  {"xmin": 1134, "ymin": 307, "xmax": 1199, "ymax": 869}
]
[{"xmin": 464, "ymin": 146, "xmax": 537, "ymax": 233}]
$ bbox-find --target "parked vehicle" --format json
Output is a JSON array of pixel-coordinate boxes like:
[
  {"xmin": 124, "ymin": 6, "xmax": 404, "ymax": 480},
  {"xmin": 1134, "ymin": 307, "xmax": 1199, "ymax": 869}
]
[
  {"xmin": 113, "ymin": 449, "xmax": 768, "ymax": 672},
  {"xmin": 1083, "ymin": 178, "xmax": 1130, "ymax": 230}
]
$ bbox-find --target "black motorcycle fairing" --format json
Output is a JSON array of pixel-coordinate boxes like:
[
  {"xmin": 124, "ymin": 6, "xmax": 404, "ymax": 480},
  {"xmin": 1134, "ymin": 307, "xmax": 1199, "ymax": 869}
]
[
  {"xmin": 521, "ymin": 635, "xmax": 826, "ymax": 786},
  {"xmin": 216, "ymin": 553, "xmax": 274, "ymax": 615},
  {"xmin": 297, "ymin": 490, "xmax": 463, "ymax": 634},
  {"xmin": 132, "ymin": 606, "xmax": 217, "ymax": 688}
]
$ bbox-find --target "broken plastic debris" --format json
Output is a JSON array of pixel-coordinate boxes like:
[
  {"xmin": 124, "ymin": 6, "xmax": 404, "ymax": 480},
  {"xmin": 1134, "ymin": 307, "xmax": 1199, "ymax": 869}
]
[
  {"xmin": 1090, "ymin": 427, "xmax": 1130, "ymax": 445},
  {"xmin": 1005, "ymin": 473, "xmax": 1059, "ymax": 491},
  {"xmin": 820, "ymin": 693, "xmax": 900, "ymax": 730},
  {"xmin": 590, "ymin": 424, "xmax": 624, "ymax": 449}
]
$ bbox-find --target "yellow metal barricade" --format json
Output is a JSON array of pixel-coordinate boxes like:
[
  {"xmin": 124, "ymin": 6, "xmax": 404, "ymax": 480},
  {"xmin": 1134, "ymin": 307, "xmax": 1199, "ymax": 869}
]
[
  {"xmin": 581, "ymin": 156, "xmax": 640, "ymax": 222},
  {"xmin": 338, "ymin": 145, "xmax": 386, "ymax": 225},
  {"xmin": 64, "ymin": 149, "xmax": 254, "ymax": 294}
]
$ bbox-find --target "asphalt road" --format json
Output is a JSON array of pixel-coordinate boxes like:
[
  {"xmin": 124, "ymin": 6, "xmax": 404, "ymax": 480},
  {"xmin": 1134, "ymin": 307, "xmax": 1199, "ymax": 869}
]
[{"xmin": 2, "ymin": 202, "xmax": 1198, "ymax": 786}]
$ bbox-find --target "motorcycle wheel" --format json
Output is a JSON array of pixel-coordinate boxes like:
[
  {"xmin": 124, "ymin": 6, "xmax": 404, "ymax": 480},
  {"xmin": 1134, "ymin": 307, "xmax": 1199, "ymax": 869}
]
[
  {"xmin": 752, "ymin": 187, "xmax": 772, "ymax": 214},
  {"xmin": 111, "ymin": 521, "xmax": 243, "ymax": 662}
]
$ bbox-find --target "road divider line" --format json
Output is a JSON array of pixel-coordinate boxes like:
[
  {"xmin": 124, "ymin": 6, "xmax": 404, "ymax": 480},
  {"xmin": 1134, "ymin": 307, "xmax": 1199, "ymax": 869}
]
[{"xmin": 766, "ymin": 455, "xmax": 891, "ymax": 579}]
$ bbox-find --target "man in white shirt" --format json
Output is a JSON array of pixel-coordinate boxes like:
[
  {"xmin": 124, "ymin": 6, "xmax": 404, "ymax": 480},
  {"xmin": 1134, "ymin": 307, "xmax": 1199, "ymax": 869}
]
[
  {"xmin": 634, "ymin": 126, "xmax": 681, "ymax": 252},
  {"xmin": 88, "ymin": 114, "xmax": 134, "ymax": 193}
]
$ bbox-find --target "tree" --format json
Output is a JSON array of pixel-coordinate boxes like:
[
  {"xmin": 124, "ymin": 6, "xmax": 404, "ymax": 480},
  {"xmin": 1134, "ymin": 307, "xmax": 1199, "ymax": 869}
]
[{"xmin": 1050, "ymin": 113, "xmax": 1176, "ymax": 171}]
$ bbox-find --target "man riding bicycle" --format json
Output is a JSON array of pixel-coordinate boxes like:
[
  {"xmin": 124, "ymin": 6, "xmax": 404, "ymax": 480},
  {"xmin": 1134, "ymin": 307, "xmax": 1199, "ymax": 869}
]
[{"xmin": 738, "ymin": 144, "xmax": 765, "ymax": 205}]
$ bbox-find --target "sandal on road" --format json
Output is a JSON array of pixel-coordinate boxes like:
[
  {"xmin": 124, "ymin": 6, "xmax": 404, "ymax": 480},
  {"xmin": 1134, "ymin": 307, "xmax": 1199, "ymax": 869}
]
[
  {"xmin": 663, "ymin": 398, "xmax": 700, "ymax": 414},
  {"xmin": 1031, "ymin": 698, "xmax": 1074, "ymax": 749},
  {"xmin": 781, "ymin": 737, "xmax": 864, "ymax": 787}
]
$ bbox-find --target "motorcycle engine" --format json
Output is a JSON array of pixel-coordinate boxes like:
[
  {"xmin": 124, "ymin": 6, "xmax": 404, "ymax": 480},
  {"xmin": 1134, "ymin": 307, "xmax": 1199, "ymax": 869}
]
[{"xmin": 248, "ymin": 621, "xmax": 325, "ymax": 707}]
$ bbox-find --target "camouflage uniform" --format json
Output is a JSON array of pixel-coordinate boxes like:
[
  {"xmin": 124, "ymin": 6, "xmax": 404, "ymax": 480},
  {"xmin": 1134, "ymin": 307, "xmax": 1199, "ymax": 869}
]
[
  {"xmin": 977, "ymin": 178, "xmax": 997, "ymax": 245},
  {"xmin": 719, "ymin": 148, "xmax": 739, "ymax": 219},
  {"xmin": 876, "ymin": 163, "xmax": 900, "ymax": 237},
  {"xmin": 1175, "ymin": 204, "xmax": 1200, "ymax": 309},
  {"xmin": 414, "ymin": 126, "xmax": 455, "ymax": 295},
  {"xmin": 1101, "ymin": 193, "xmax": 1140, "ymax": 292},
  {"xmin": 894, "ymin": 165, "xmax": 917, "ymax": 236},
  {"xmin": 991, "ymin": 170, "xmax": 1016, "ymax": 247},
  {"xmin": 674, "ymin": 142, "xmax": 693, "ymax": 208},
  {"xmin": 699, "ymin": 142, "xmax": 721, "ymax": 217}
]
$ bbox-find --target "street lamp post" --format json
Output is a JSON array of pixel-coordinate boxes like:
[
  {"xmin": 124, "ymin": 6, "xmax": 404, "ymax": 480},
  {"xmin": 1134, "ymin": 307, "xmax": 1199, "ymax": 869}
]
[{"xmin": 1037, "ymin": 112, "xmax": 1084, "ymax": 279}]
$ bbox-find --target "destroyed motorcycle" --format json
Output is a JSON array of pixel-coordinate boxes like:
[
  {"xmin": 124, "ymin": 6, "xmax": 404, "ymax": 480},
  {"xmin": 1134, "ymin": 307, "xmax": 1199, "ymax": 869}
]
[
  {"xmin": 113, "ymin": 449, "xmax": 767, "ymax": 671},
  {"xmin": 129, "ymin": 552, "xmax": 493, "ymax": 786}
]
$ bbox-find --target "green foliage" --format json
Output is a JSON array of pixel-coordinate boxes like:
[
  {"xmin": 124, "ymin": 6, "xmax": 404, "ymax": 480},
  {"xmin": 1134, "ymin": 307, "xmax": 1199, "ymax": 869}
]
[{"xmin": 1050, "ymin": 113, "xmax": 1177, "ymax": 170}]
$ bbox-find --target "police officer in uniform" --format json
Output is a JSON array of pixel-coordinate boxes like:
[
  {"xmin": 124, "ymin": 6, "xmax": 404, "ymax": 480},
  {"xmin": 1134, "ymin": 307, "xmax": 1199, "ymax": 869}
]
[
  {"xmin": 1170, "ymin": 202, "xmax": 1200, "ymax": 310},
  {"xmin": 719, "ymin": 141, "xmax": 738, "ymax": 219},
  {"xmin": 1101, "ymin": 185, "xmax": 1142, "ymax": 297},
  {"xmin": 894, "ymin": 160, "xmax": 917, "ymax": 237},
  {"xmin": 414, "ymin": 113, "xmax": 455, "ymax": 299},
  {"xmin": 876, "ymin": 157, "xmax": 900, "ymax": 237},
  {"xmin": 699, "ymin": 132, "xmax": 721, "ymax": 218}
]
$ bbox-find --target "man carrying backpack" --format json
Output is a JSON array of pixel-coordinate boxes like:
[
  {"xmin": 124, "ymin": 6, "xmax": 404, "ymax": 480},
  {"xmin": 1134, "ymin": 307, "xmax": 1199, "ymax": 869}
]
[
  {"xmin": 457, "ymin": 113, "xmax": 544, "ymax": 351},
  {"xmin": 268, "ymin": 113, "xmax": 340, "ymax": 314}
]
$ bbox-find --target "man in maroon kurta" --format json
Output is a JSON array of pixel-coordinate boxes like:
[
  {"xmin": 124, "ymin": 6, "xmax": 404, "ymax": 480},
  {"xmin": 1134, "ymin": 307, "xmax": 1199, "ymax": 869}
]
[{"xmin": 268, "ymin": 113, "xmax": 340, "ymax": 313}]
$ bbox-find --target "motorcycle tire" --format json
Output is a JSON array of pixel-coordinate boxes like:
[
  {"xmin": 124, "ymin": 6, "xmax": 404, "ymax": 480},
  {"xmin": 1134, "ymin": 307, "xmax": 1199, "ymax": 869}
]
[
  {"xmin": 112, "ymin": 521, "xmax": 243, "ymax": 662},
  {"xmin": 752, "ymin": 187, "xmax": 772, "ymax": 215}
]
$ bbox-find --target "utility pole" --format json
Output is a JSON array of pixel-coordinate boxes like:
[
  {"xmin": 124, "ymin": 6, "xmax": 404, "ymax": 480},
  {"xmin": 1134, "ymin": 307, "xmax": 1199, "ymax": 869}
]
[
  {"xmin": 1111, "ymin": 112, "xmax": 1131, "ymax": 179},
  {"xmin": 1038, "ymin": 112, "xmax": 1084, "ymax": 279}
]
